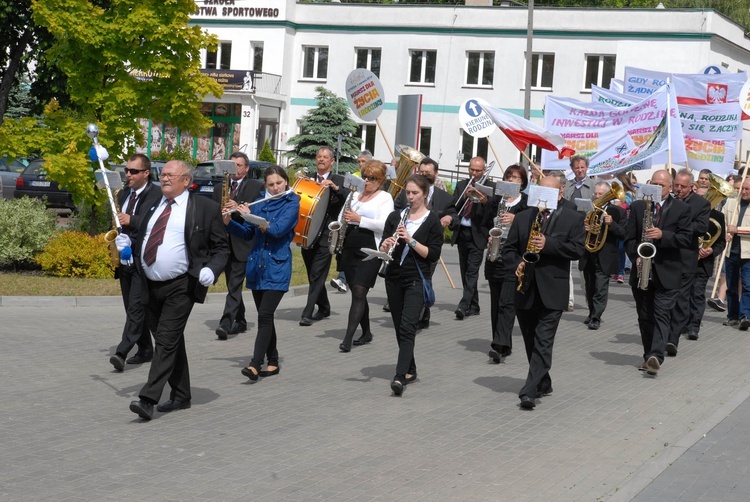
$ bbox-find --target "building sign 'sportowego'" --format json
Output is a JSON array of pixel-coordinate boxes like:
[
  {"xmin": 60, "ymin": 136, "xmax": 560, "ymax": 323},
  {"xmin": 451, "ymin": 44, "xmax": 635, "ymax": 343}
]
[{"xmin": 194, "ymin": 1, "xmax": 282, "ymax": 19}]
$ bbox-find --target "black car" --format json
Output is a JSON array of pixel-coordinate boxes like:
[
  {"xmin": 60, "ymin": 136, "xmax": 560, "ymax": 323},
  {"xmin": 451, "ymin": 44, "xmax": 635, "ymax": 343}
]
[
  {"xmin": 191, "ymin": 160, "xmax": 270, "ymax": 199},
  {"xmin": 14, "ymin": 159, "xmax": 76, "ymax": 211}
]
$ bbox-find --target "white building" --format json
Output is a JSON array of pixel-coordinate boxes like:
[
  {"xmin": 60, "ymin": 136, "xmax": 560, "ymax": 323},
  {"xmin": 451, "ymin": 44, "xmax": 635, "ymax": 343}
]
[{"xmin": 152, "ymin": 1, "xmax": 750, "ymax": 177}]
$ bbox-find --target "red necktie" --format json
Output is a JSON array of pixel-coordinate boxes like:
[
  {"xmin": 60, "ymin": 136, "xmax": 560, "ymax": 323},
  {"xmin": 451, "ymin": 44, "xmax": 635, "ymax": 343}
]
[
  {"xmin": 654, "ymin": 203, "xmax": 662, "ymax": 226},
  {"xmin": 125, "ymin": 191, "xmax": 137, "ymax": 216},
  {"xmin": 231, "ymin": 181, "xmax": 238, "ymax": 198},
  {"xmin": 317, "ymin": 174, "xmax": 325, "ymax": 183},
  {"xmin": 461, "ymin": 198, "xmax": 474, "ymax": 218},
  {"xmin": 143, "ymin": 199, "xmax": 174, "ymax": 266}
]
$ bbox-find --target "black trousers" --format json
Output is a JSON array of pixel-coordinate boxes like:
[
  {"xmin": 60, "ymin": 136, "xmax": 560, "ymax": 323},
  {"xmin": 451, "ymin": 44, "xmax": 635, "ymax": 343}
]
[
  {"xmin": 632, "ymin": 284, "xmax": 677, "ymax": 363},
  {"xmin": 457, "ymin": 227, "xmax": 484, "ymax": 312},
  {"xmin": 582, "ymin": 254, "xmax": 610, "ymax": 321},
  {"xmin": 301, "ymin": 242, "xmax": 332, "ymax": 318},
  {"xmin": 515, "ymin": 291, "xmax": 561, "ymax": 399},
  {"xmin": 219, "ymin": 254, "xmax": 247, "ymax": 329},
  {"xmin": 140, "ymin": 274, "xmax": 194, "ymax": 404},
  {"xmin": 686, "ymin": 268, "xmax": 709, "ymax": 335},
  {"xmin": 385, "ymin": 277, "xmax": 423, "ymax": 377},
  {"xmin": 248, "ymin": 289, "xmax": 285, "ymax": 369},
  {"xmin": 488, "ymin": 278, "xmax": 516, "ymax": 350},
  {"xmin": 668, "ymin": 272, "xmax": 695, "ymax": 347},
  {"xmin": 115, "ymin": 265, "xmax": 153, "ymax": 358}
]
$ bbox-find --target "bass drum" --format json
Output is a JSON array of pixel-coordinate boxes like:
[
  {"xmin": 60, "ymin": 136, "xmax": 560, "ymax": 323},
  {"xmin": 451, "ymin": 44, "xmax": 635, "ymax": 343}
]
[{"xmin": 292, "ymin": 177, "xmax": 330, "ymax": 249}]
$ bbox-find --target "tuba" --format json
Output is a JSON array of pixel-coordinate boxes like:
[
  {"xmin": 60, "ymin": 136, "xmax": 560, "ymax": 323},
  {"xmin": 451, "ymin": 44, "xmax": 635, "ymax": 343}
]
[
  {"xmin": 637, "ymin": 196, "xmax": 657, "ymax": 290},
  {"xmin": 516, "ymin": 202, "xmax": 546, "ymax": 294},
  {"xmin": 388, "ymin": 145, "xmax": 425, "ymax": 198},
  {"xmin": 699, "ymin": 173, "xmax": 735, "ymax": 251},
  {"xmin": 584, "ymin": 181, "xmax": 626, "ymax": 253}
]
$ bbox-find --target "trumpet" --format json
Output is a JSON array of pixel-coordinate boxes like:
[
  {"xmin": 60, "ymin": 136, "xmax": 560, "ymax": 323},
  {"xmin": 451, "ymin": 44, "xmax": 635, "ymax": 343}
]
[
  {"xmin": 383, "ymin": 205, "xmax": 411, "ymax": 262},
  {"xmin": 516, "ymin": 202, "xmax": 547, "ymax": 294},
  {"xmin": 636, "ymin": 196, "xmax": 657, "ymax": 291},
  {"xmin": 455, "ymin": 172, "xmax": 489, "ymax": 216},
  {"xmin": 584, "ymin": 181, "xmax": 625, "ymax": 253}
]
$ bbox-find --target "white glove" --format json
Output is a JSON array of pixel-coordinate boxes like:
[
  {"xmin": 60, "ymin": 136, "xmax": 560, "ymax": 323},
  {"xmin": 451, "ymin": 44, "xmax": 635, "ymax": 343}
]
[
  {"xmin": 199, "ymin": 267, "xmax": 215, "ymax": 287},
  {"xmin": 115, "ymin": 233, "xmax": 131, "ymax": 252},
  {"xmin": 94, "ymin": 144, "xmax": 109, "ymax": 161}
]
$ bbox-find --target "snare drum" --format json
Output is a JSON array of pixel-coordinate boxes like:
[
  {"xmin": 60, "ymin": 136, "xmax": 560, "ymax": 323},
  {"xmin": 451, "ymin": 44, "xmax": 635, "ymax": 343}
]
[{"xmin": 292, "ymin": 177, "xmax": 330, "ymax": 248}]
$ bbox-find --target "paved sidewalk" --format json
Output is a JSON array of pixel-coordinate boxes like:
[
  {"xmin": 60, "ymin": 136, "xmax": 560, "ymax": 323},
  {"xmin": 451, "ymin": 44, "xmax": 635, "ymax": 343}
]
[{"xmin": 1, "ymin": 245, "xmax": 749, "ymax": 501}]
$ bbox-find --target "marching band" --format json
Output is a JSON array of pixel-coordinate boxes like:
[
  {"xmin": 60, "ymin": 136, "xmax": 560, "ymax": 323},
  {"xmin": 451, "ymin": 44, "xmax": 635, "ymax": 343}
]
[{"xmin": 109, "ymin": 145, "xmax": 739, "ymax": 417}]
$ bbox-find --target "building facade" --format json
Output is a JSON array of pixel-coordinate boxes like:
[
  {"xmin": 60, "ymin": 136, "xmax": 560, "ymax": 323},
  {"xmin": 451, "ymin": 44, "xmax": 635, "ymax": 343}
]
[{"xmin": 172, "ymin": 1, "xmax": 750, "ymax": 177}]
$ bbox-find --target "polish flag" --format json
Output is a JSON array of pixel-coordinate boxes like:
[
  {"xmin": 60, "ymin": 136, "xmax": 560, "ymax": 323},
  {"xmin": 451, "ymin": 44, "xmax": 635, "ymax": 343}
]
[{"xmin": 477, "ymin": 99, "xmax": 575, "ymax": 159}]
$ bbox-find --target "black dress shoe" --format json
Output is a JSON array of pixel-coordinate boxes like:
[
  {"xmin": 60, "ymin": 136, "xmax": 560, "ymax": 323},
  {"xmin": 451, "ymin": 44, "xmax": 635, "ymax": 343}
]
[
  {"xmin": 665, "ymin": 342, "xmax": 678, "ymax": 357},
  {"xmin": 228, "ymin": 321, "xmax": 247, "ymax": 335},
  {"xmin": 519, "ymin": 395, "xmax": 536, "ymax": 409},
  {"xmin": 352, "ymin": 332, "xmax": 373, "ymax": 346},
  {"xmin": 454, "ymin": 307, "xmax": 466, "ymax": 320},
  {"xmin": 740, "ymin": 317, "xmax": 750, "ymax": 331},
  {"xmin": 583, "ymin": 315, "xmax": 592, "ymax": 325},
  {"xmin": 536, "ymin": 387, "xmax": 553, "ymax": 398},
  {"xmin": 241, "ymin": 366, "xmax": 259, "ymax": 381},
  {"xmin": 588, "ymin": 319, "xmax": 601, "ymax": 330},
  {"xmin": 126, "ymin": 353, "xmax": 153, "ymax": 365},
  {"xmin": 215, "ymin": 324, "xmax": 229, "ymax": 340},
  {"xmin": 465, "ymin": 308, "xmax": 480, "ymax": 317},
  {"xmin": 129, "ymin": 399, "xmax": 153, "ymax": 420},
  {"xmin": 405, "ymin": 373, "xmax": 417, "ymax": 384},
  {"xmin": 391, "ymin": 377, "xmax": 405, "ymax": 396},
  {"xmin": 157, "ymin": 399, "xmax": 191, "ymax": 413},
  {"xmin": 687, "ymin": 331, "xmax": 699, "ymax": 341},
  {"xmin": 339, "ymin": 342, "xmax": 351, "ymax": 353},
  {"xmin": 488, "ymin": 349, "xmax": 501, "ymax": 364},
  {"xmin": 416, "ymin": 319, "xmax": 430, "ymax": 330},
  {"xmin": 299, "ymin": 317, "xmax": 313, "ymax": 327},
  {"xmin": 110, "ymin": 354, "xmax": 125, "ymax": 371},
  {"xmin": 259, "ymin": 366, "xmax": 280, "ymax": 377},
  {"xmin": 311, "ymin": 308, "xmax": 331, "ymax": 321}
]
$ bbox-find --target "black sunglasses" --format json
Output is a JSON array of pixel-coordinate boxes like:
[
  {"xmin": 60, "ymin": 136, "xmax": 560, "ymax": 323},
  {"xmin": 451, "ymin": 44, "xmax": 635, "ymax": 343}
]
[
  {"xmin": 124, "ymin": 168, "xmax": 147, "ymax": 175},
  {"xmin": 362, "ymin": 175, "xmax": 379, "ymax": 182}
]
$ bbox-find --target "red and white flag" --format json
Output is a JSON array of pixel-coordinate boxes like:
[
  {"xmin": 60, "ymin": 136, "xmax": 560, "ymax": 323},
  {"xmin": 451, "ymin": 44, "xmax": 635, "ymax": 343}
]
[{"xmin": 477, "ymin": 98, "xmax": 575, "ymax": 159}]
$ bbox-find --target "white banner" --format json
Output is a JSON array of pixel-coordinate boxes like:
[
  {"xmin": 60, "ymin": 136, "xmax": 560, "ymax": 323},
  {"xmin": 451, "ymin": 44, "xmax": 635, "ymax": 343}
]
[
  {"xmin": 678, "ymin": 102, "xmax": 742, "ymax": 142},
  {"xmin": 591, "ymin": 85, "xmax": 638, "ymax": 108}
]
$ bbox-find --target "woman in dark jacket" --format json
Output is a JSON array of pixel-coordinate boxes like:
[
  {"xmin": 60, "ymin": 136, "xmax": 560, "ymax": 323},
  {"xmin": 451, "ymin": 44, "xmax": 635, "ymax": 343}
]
[
  {"xmin": 379, "ymin": 175, "xmax": 443, "ymax": 396},
  {"xmin": 483, "ymin": 164, "xmax": 528, "ymax": 363},
  {"xmin": 223, "ymin": 166, "xmax": 300, "ymax": 381}
]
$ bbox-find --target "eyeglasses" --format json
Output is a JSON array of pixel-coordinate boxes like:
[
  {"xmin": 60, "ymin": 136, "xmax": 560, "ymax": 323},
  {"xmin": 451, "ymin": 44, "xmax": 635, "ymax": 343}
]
[
  {"xmin": 159, "ymin": 173, "xmax": 186, "ymax": 180},
  {"xmin": 124, "ymin": 168, "xmax": 147, "ymax": 175},
  {"xmin": 362, "ymin": 175, "xmax": 379, "ymax": 182}
]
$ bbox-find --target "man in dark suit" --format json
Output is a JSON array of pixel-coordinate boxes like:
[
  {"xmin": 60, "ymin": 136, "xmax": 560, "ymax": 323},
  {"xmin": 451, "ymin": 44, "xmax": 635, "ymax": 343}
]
[
  {"xmin": 109, "ymin": 154, "xmax": 162, "ymax": 371},
  {"xmin": 299, "ymin": 146, "xmax": 349, "ymax": 326},
  {"xmin": 503, "ymin": 176, "xmax": 585, "ymax": 409},
  {"xmin": 449, "ymin": 156, "xmax": 495, "ymax": 320},
  {"xmin": 666, "ymin": 170, "xmax": 710, "ymax": 356},
  {"xmin": 579, "ymin": 181, "xmax": 627, "ymax": 330},
  {"xmin": 215, "ymin": 152, "xmax": 263, "ymax": 340},
  {"xmin": 685, "ymin": 185, "xmax": 726, "ymax": 340},
  {"xmin": 120, "ymin": 160, "xmax": 229, "ymax": 419},
  {"xmin": 625, "ymin": 170, "xmax": 692, "ymax": 377},
  {"xmin": 394, "ymin": 157, "xmax": 457, "ymax": 328}
]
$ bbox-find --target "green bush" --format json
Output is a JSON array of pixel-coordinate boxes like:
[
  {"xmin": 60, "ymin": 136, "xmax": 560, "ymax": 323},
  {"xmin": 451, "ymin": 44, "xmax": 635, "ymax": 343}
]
[
  {"xmin": 68, "ymin": 201, "xmax": 115, "ymax": 235},
  {"xmin": 35, "ymin": 230, "xmax": 115, "ymax": 278},
  {"xmin": 257, "ymin": 139, "xmax": 277, "ymax": 163},
  {"xmin": 151, "ymin": 146, "xmax": 198, "ymax": 167},
  {"xmin": 0, "ymin": 197, "xmax": 58, "ymax": 268}
]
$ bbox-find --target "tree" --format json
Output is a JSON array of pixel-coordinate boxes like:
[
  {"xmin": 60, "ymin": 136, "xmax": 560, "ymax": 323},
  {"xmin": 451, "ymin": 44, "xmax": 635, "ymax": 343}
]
[
  {"xmin": 286, "ymin": 86, "xmax": 361, "ymax": 172},
  {"xmin": 257, "ymin": 139, "xmax": 277, "ymax": 163},
  {"xmin": 0, "ymin": 0, "xmax": 222, "ymax": 227}
]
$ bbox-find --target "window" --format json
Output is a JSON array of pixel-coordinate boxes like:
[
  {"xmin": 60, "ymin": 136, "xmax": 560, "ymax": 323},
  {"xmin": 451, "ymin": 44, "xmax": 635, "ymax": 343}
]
[
  {"xmin": 356, "ymin": 124, "xmax": 376, "ymax": 155},
  {"xmin": 465, "ymin": 52, "xmax": 494, "ymax": 87},
  {"xmin": 459, "ymin": 130, "xmax": 488, "ymax": 164},
  {"xmin": 356, "ymin": 48, "xmax": 381, "ymax": 78},
  {"xmin": 409, "ymin": 50, "xmax": 437, "ymax": 84},
  {"xmin": 302, "ymin": 46, "xmax": 328, "ymax": 80},
  {"xmin": 419, "ymin": 127, "xmax": 431, "ymax": 157},
  {"xmin": 530, "ymin": 53, "xmax": 555, "ymax": 89},
  {"xmin": 206, "ymin": 42, "xmax": 232, "ymax": 70},
  {"xmin": 252, "ymin": 42, "xmax": 264, "ymax": 73},
  {"xmin": 584, "ymin": 55, "xmax": 616, "ymax": 90}
]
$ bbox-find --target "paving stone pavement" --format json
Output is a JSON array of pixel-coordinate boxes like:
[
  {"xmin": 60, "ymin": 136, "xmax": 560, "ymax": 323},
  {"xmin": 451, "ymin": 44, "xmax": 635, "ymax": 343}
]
[{"xmin": 1, "ymin": 245, "xmax": 749, "ymax": 501}]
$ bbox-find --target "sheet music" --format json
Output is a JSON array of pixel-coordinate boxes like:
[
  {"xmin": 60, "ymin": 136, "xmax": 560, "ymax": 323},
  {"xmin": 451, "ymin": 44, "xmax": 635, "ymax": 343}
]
[
  {"xmin": 240, "ymin": 213, "xmax": 269, "ymax": 228},
  {"xmin": 344, "ymin": 173, "xmax": 366, "ymax": 192},
  {"xmin": 528, "ymin": 185, "xmax": 559, "ymax": 211},
  {"xmin": 494, "ymin": 181, "xmax": 521, "ymax": 198},
  {"xmin": 637, "ymin": 184, "xmax": 661, "ymax": 201},
  {"xmin": 574, "ymin": 198, "xmax": 595, "ymax": 213}
]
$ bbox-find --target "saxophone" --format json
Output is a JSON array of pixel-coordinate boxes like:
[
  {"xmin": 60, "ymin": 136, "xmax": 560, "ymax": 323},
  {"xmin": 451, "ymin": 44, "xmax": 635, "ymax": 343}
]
[
  {"xmin": 636, "ymin": 197, "xmax": 657, "ymax": 290},
  {"xmin": 103, "ymin": 189, "xmax": 122, "ymax": 268},
  {"xmin": 221, "ymin": 171, "xmax": 231, "ymax": 207},
  {"xmin": 487, "ymin": 196, "xmax": 509, "ymax": 262},
  {"xmin": 516, "ymin": 206, "xmax": 545, "ymax": 294},
  {"xmin": 328, "ymin": 189, "xmax": 356, "ymax": 255}
]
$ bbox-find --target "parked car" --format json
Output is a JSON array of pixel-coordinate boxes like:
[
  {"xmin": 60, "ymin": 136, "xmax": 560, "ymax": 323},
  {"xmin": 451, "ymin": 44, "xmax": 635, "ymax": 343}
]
[
  {"xmin": 0, "ymin": 156, "xmax": 27, "ymax": 200},
  {"xmin": 191, "ymin": 160, "xmax": 270, "ymax": 199},
  {"xmin": 14, "ymin": 159, "xmax": 76, "ymax": 211}
]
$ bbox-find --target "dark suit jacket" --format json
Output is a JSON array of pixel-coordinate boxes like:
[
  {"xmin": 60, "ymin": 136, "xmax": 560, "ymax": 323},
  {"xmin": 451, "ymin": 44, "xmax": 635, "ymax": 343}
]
[
  {"xmin": 502, "ymin": 206, "xmax": 586, "ymax": 311},
  {"xmin": 395, "ymin": 185, "xmax": 456, "ymax": 223},
  {"xmin": 625, "ymin": 197, "xmax": 692, "ymax": 290},
  {"xmin": 449, "ymin": 178, "xmax": 496, "ymax": 248},
  {"xmin": 115, "ymin": 182, "xmax": 162, "ymax": 279},
  {"xmin": 579, "ymin": 204, "xmax": 627, "ymax": 275},
  {"xmin": 135, "ymin": 193, "xmax": 229, "ymax": 304},
  {"xmin": 483, "ymin": 193, "xmax": 528, "ymax": 281},
  {"xmin": 224, "ymin": 177, "xmax": 263, "ymax": 261},
  {"xmin": 678, "ymin": 192, "xmax": 711, "ymax": 274},
  {"xmin": 308, "ymin": 172, "xmax": 349, "ymax": 248},
  {"xmin": 700, "ymin": 208, "xmax": 726, "ymax": 276}
]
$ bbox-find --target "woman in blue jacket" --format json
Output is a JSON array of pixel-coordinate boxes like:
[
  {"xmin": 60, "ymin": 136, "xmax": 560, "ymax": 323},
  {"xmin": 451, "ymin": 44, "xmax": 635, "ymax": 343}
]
[{"xmin": 223, "ymin": 166, "xmax": 300, "ymax": 381}]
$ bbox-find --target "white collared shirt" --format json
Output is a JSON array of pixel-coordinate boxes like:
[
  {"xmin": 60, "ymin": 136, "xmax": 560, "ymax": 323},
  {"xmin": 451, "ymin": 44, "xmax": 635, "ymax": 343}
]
[
  {"xmin": 400, "ymin": 210, "xmax": 430, "ymax": 264},
  {"xmin": 141, "ymin": 190, "xmax": 190, "ymax": 281}
]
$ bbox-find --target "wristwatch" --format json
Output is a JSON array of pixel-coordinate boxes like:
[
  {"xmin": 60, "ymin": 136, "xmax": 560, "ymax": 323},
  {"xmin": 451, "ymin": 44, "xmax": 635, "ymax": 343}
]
[{"xmin": 408, "ymin": 239, "xmax": 417, "ymax": 248}]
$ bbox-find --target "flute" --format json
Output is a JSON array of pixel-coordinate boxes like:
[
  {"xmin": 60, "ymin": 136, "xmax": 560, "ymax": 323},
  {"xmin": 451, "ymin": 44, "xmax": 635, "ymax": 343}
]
[{"xmin": 221, "ymin": 189, "xmax": 293, "ymax": 216}]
